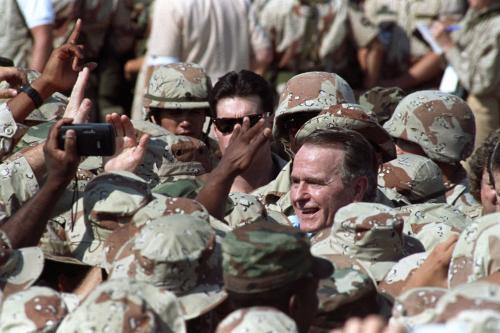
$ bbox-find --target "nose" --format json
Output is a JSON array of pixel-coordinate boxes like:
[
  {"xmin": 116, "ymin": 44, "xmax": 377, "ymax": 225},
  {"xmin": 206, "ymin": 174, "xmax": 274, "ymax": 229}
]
[{"xmin": 292, "ymin": 181, "xmax": 311, "ymax": 204}]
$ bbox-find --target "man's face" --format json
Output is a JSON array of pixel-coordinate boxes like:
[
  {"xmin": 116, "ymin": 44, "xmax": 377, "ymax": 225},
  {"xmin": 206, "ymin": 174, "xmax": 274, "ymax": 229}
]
[
  {"xmin": 493, "ymin": 169, "xmax": 500, "ymax": 212},
  {"xmin": 291, "ymin": 144, "xmax": 356, "ymax": 233},
  {"xmin": 480, "ymin": 168, "xmax": 497, "ymax": 215},
  {"xmin": 214, "ymin": 95, "xmax": 267, "ymax": 154},
  {"xmin": 154, "ymin": 108, "xmax": 206, "ymax": 139}
]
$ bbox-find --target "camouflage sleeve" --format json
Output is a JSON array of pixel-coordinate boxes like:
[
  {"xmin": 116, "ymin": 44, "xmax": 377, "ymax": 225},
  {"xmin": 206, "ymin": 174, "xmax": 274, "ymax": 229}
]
[
  {"xmin": 147, "ymin": 0, "xmax": 182, "ymax": 58},
  {"xmin": 445, "ymin": 28, "xmax": 500, "ymax": 96},
  {"xmin": 248, "ymin": 2, "xmax": 272, "ymax": 53},
  {"xmin": 0, "ymin": 155, "xmax": 39, "ymax": 224},
  {"xmin": 347, "ymin": 5, "xmax": 379, "ymax": 48},
  {"xmin": 0, "ymin": 102, "xmax": 27, "ymax": 160}
]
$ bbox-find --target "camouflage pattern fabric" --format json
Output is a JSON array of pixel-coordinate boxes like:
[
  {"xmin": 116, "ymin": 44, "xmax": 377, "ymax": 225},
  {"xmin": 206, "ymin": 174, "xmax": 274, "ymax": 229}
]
[
  {"xmin": 448, "ymin": 212, "xmax": 500, "ymax": 288},
  {"xmin": 222, "ymin": 221, "xmax": 333, "ymax": 293},
  {"xmin": 390, "ymin": 287, "xmax": 448, "ymax": 329},
  {"xmin": 102, "ymin": 193, "xmax": 213, "ymax": 270},
  {"xmin": 252, "ymin": 161, "xmax": 292, "ymax": 211},
  {"xmin": 310, "ymin": 202, "xmax": 412, "ymax": 282},
  {"xmin": 0, "ymin": 102, "xmax": 28, "ymax": 159},
  {"xmin": 216, "ymin": 306, "xmax": 298, "ymax": 333},
  {"xmin": 273, "ymin": 71, "xmax": 356, "ymax": 144},
  {"xmin": 378, "ymin": 154, "xmax": 446, "ymax": 204},
  {"xmin": 0, "ymin": 246, "xmax": 44, "ymax": 297},
  {"xmin": 315, "ymin": 254, "xmax": 375, "ymax": 314},
  {"xmin": 383, "ymin": 90, "xmax": 475, "ymax": 164},
  {"xmin": 109, "ymin": 214, "xmax": 226, "ymax": 320},
  {"xmin": 381, "ymin": 252, "xmax": 428, "ymax": 297},
  {"xmin": 0, "ymin": 155, "xmax": 39, "ymax": 224},
  {"xmin": 0, "ymin": 68, "xmax": 68, "ymax": 124},
  {"xmin": 358, "ymin": 86, "xmax": 405, "ymax": 125},
  {"xmin": 64, "ymin": 171, "xmax": 153, "ymax": 266},
  {"xmin": 56, "ymin": 279, "xmax": 186, "ymax": 333},
  {"xmin": 396, "ymin": 203, "xmax": 469, "ymax": 251},
  {"xmin": 295, "ymin": 103, "xmax": 396, "ymax": 161},
  {"xmin": 142, "ymin": 62, "xmax": 211, "ymax": 120},
  {"xmin": 0, "ymin": 286, "xmax": 68, "ymax": 333},
  {"xmin": 433, "ymin": 282, "xmax": 500, "ymax": 330}
]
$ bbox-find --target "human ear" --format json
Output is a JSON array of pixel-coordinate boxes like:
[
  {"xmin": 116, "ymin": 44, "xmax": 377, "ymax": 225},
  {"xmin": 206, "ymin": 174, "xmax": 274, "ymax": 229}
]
[{"xmin": 352, "ymin": 176, "xmax": 368, "ymax": 202}]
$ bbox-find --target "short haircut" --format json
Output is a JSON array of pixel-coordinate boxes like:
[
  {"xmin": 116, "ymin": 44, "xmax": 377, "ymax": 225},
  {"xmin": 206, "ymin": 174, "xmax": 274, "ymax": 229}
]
[
  {"xmin": 209, "ymin": 70, "xmax": 275, "ymax": 117},
  {"xmin": 300, "ymin": 128, "xmax": 378, "ymax": 201},
  {"xmin": 468, "ymin": 129, "xmax": 500, "ymax": 200}
]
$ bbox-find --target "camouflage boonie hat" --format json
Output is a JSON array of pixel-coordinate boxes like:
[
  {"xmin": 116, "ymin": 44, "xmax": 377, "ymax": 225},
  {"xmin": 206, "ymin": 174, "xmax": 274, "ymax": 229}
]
[
  {"xmin": 64, "ymin": 171, "xmax": 153, "ymax": 266},
  {"xmin": 397, "ymin": 203, "xmax": 469, "ymax": 252},
  {"xmin": 102, "ymin": 193, "xmax": 211, "ymax": 270},
  {"xmin": 109, "ymin": 214, "xmax": 226, "ymax": 320},
  {"xmin": 0, "ymin": 245, "xmax": 44, "ymax": 297},
  {"xmin": 378, "ymin": 154, "xmax": 446, "ymax": 204},
  {"xmin": 143, "ymin": 62, "xmax": 211, "ymax": 119},
  {"xmin": 448, "ymin": 212, "xmax": 500, "ymax": 288},
  {"xmin": 295, "ymin": 103, "xmax": 396, "ymax": 161},
  {"xmin": 0, "ymin": 69, "xmax": 68, "ymax": 123},
  {"xmin": 310, "ymin": 202, "xmax": 412, "ymax": 282},
  {"xmin": 56, "ymin": 279, "xmax": 186, "ymax": 333},
  {"xmin": 381, "ymin": 252, "xmax": 428, "ymax": 297},
  {"xmin": 390, "ymin": 287, "xmax": 447, "ymax": 329},
  {"xmin": 383, "ymin": 90, "xmax": 475, "ymax": 164},
  {"xmin": 273, "ymin": 72, "xmax": 356, "ymax": 143},
  {"xmin": 433, "ymin": 282, "xmax": 500, "ymax": 329},
  {"xmin": 0, "ymin": 286, "xmax": 68, "ymax": 333},
  {"xmin": 314, "ymin": 254, "xmax": 376, "ymax": 314},
  {"xmin": 358, "ymin": 86, "xmax": 405, "ymax": 125},
  {"xmin": 222, "ymin": 221, "xmax": 333, "ymax": 294},
  {"xmin": 135, "ymin": 128, "xmax": 209, "ymax": 188},
  {"xmin": 216, "ymin": 307, "xmax": 298, "ymax": 333}
]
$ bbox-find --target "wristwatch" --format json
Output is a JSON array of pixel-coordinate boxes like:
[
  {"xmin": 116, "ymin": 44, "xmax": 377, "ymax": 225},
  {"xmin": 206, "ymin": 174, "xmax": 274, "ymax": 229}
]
[{"xmin": 19, "ymin": 84, "xmax": 43, "ymax": 108}]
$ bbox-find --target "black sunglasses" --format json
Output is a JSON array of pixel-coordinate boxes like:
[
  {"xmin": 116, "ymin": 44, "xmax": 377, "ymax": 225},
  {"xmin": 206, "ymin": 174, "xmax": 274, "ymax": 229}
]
[{"xmin": 213, "ymin": 114, "xmax": 266, "ymax": 134}]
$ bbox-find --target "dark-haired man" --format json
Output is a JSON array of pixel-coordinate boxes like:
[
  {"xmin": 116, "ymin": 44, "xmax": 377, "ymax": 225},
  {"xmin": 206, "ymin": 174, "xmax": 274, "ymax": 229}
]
[{"xmin": 210, "ymin": 70, "xmax": 286, "ymax": 193}]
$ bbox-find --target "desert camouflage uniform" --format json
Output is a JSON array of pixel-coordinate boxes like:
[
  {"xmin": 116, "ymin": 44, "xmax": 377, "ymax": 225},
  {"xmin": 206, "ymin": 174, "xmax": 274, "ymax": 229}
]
[
  {"xmin": 0, "ymin": 103, "xmax": 28, "ymax": 159},
  {"xmin": 396, "ymin": 203, "xmax": 469, "ymax": 251},
  {"xmin": 56, "ymin": 279, "xmax": 186, "ymax": 333},
  {"xmin": 260, "ymin": 0, "xmax": 378, "ymax": 86},
  {"xmin": 216, "ymin": 306, "xmax": 298, "ymax": 333},
  {"xmin": 142, "ymin": 62, "xmax": 220, "ymax": 167},
  {"xmin": 383, "ymin": 90, "xmax": 480, "ymax": 216},
  {"xmin": 445, "ymin": 2, "xmax": 500, "ymax": 148},
  {"xmin": 358, "ymin": 86, "xmax": 405, "ymax": 126},
  {"xmin": 378, "ymin": 153, "xmax": 446, "ymax": 206},
  {"xmin": 432, "ymin": 282, "xmax": 500, "ymax": 330},
  {"xmin": 381, "ymin": 252, "xmax": 429, "ymax": 298},
  {"xmin": 108, "ymin": 214, "xmax": 226, "ymax": 321},
  {"xmin": 222, "ymin": 221, "xmax": 333, "ymax": 294},
  {"xmin": 448, "ymin": 212, "xmax": 500, "ymax": 288},
  {"xmin": 63, "ymin": 171, "xmax": 153, "ymax": 266},
  {"xmin": 310, "ymin": 202, "xmax": 421, "ymax": 282},
  {"xmin": 0, "ymin": 286, "xmax": 68, "ymax": 333},
  {"xmin": 390, "ymin": 287, "xmax": 448, "ymax": 329},
  {"xmin": 363, "ymin": 0, "xmax": 466, "ymax": 77},
  {"xmin": 0, "ymin": 242, "xmax": 44, "ymax": 297}
]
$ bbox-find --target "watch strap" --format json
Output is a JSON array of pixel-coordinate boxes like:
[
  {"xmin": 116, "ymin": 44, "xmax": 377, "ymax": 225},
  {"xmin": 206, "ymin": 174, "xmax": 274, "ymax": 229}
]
[{"xmin": 20, "ymin": 85, "xmax": 43, "ymax": 108}]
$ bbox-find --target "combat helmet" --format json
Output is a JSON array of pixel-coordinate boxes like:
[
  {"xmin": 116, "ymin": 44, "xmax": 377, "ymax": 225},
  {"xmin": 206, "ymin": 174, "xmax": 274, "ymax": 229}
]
[
  {"xmin": 383, "ymin": 90, "xmax": 475, "ymax": 164},
  {"xmin": 143, "ymin": 62, "xmax": 211, "ymax": 120},
  {"xmin": 273, "ymin": 72, "xmax": 355, "ymax": 145}
]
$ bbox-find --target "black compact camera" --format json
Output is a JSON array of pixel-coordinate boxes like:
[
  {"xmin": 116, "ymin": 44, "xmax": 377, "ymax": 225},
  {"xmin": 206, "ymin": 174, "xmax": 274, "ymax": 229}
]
[{"xmin": 57, "ymin": 123, "xmax": 116, "ymax": 156}]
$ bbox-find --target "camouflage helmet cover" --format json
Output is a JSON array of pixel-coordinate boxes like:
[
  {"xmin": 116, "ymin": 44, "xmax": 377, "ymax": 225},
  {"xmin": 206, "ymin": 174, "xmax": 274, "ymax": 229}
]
[
  {"xmin": 216, "ymin": 307, "xmax": 298, "ymax": 333},
  {"xmin": 383, "ymin": 90, "xmax": 475, "ymax": 163},
  {"xmin": 295, "ymin": 103, "xmax": 396, "ymax": 161},
  {"xmin": 273, "ymin": 72, "xmax": 355, "ymax": 142},
  {"xmin": 358, "ymin": 86, "xmax": 405, "ymax": 125},
  {"xmin": 143, "ymin": 62, "xmax": 211, "ymax": 119}
]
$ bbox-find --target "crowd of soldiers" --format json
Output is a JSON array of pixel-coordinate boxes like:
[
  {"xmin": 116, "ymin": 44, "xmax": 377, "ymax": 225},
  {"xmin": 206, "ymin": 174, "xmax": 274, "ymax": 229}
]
[{"xmin": 0, "ymin": 0, "xmax": 500, "ymax": 332}]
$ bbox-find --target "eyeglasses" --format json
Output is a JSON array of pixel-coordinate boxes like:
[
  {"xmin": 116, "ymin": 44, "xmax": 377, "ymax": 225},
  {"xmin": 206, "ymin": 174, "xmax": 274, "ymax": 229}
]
[{"xmin": 213, "ymin": 114, "xmax": 267, "ymax": 134}]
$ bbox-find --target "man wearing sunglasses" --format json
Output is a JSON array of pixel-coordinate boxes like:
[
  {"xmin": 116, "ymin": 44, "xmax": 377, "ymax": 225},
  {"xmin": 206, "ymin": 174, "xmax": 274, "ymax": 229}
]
[{"xmin": 209, "ymin": 70, "xmax": 286, "ymax": 193}]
